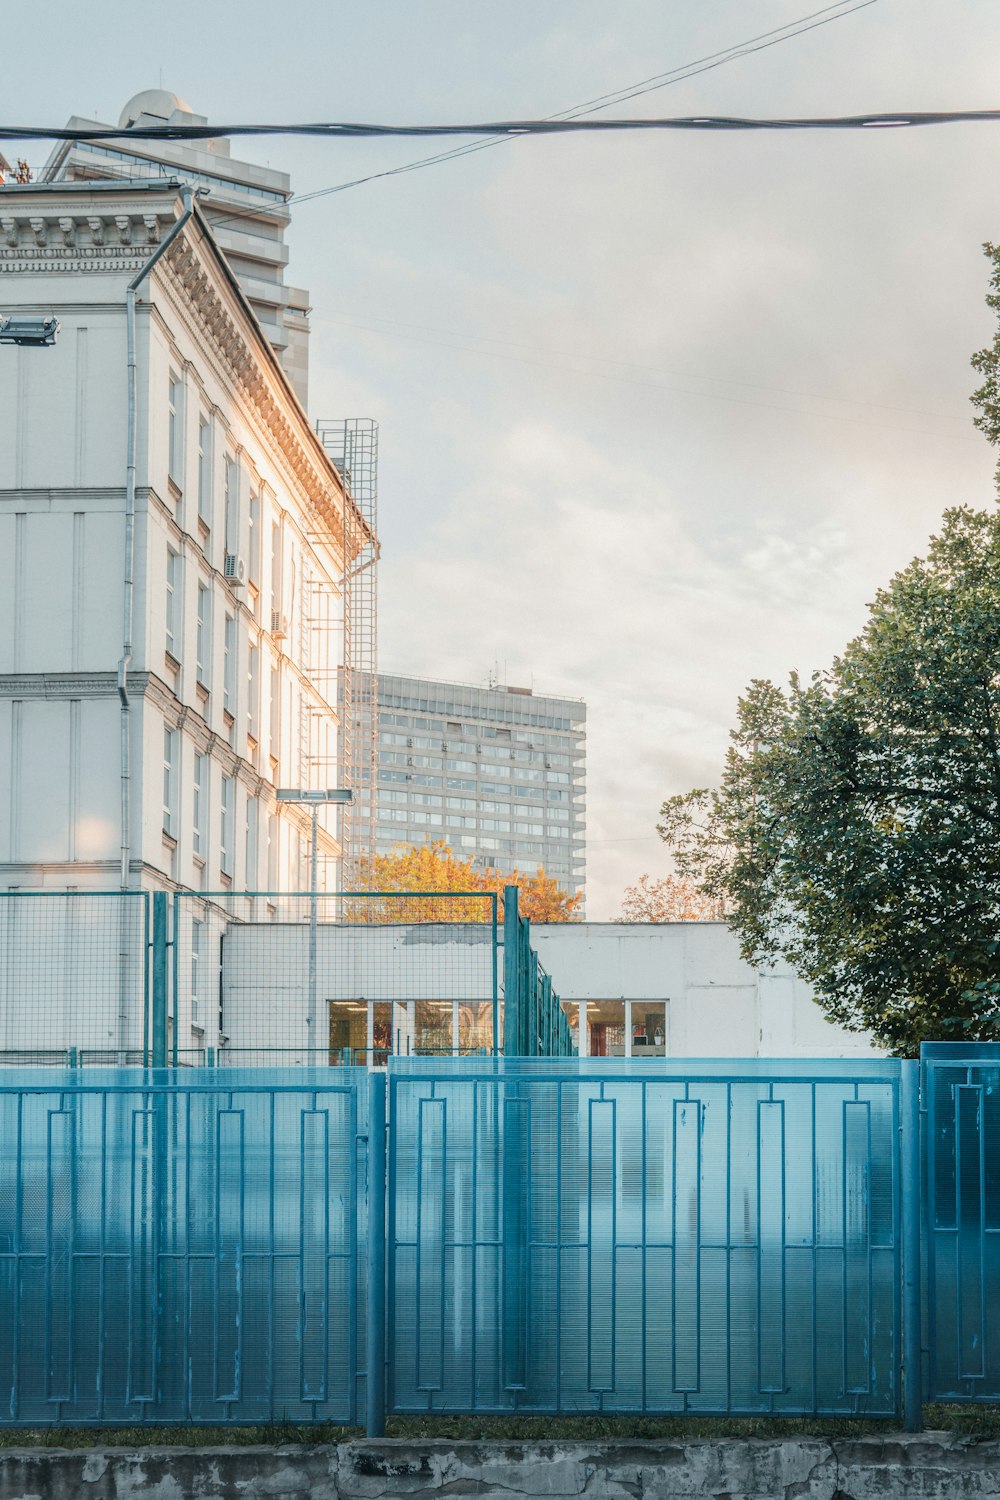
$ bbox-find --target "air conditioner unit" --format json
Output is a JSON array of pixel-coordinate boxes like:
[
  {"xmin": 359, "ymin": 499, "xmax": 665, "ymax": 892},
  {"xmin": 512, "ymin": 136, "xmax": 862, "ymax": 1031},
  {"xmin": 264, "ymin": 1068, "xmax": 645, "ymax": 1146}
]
[
  {"xmin": 224, "ymin": 554, "xmax": 246, "ymax": 586},
  {"xmin": 270, "ymin": 609, "xmax": 288, "ymax": 639}
]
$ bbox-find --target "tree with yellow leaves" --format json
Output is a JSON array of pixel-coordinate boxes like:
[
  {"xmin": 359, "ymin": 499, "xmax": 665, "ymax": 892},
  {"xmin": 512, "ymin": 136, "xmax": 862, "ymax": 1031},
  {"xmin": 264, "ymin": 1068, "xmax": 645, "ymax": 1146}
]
[
  {"xmin": 620, "ymin": 872, "xmax": 726, "ymax": 922},
  {"xmin": 365, "ymin": 841, "xmax": 583, "ymax": 922}
]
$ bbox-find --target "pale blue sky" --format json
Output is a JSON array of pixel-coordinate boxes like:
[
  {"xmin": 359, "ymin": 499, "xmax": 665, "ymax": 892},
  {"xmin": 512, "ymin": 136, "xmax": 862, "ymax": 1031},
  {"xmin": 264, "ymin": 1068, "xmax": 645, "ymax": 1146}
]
[{"xmin": 6, "ymin": 1, "xmax": 999, "ymax": 913}]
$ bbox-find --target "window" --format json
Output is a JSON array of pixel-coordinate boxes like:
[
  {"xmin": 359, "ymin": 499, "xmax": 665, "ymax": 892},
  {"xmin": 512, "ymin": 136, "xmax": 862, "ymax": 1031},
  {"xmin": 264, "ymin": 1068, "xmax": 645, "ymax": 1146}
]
[
  {"xmin": 193, "ymin": 753, "xmax": 207, "ymax": 858},
  {"xmin": 586, "ymin": 1000, "xmax": 626, "ymax": 1058},
  {"xmin": 223, "ymin": 613, "xmax": 236, "ymax": 715},
  {"xmin": 245, "ymin": 796, "xmax": 258, "ymax": 887},
  {"xmin": 191, "ymin": 918, "xmax": 203, "ymax": 1029},
  {"xmin": 197, "ymin": 415, "xmax": 212, "ymax": 525},
  {"xmin": 270, "ymin": 521, "xmax": 282, "ymax": 615},
  {"xmin": 196, "ymin": 584, "xmax": 211, "ymax": 688},
  {"xmin": 162, "ymin": 728, "xmax": 177, "ymax": 836},
  {"xmin": 220, "ymin": 775, "xmax": 234, "ymax": 876},
  {"xmin": 446, "ymin": 759, "xmax": 477, "ymax": 773},
  {"xmin": 248, "ymin": 492, "xmax": 260, "ymax": 585},
  {"xmin": 168, "ymin": 374, "xmax": 183, "ymax": 484},
  {"xmin": 224, "ymin": 455, "xmax": 237, "ymax": 552},
  {"xmin": 165, "ymin": 549, "xmax": 180, "ymax": 659},
  {"xmin": 247, "ymin": 643, "xmax": 259, "ymax": 739},
  {"xmin": 269, "ymin": 664, "xmax": 280, "ymax": 761},
  {"xmin": 267, "ymin": 812, "xmax": 277, "ymax": 888}
]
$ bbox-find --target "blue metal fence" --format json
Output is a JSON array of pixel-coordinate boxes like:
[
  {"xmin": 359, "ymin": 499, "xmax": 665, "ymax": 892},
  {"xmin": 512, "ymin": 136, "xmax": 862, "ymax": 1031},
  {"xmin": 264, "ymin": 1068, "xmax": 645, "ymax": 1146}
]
[
  {"xmin": 5, "ymin": 1046, "xmax": 1000, "ymax": 1433},
  {"xmin": 923, "ymin": 1042, "xmax": 1000, "ymax": 1403},
  {"xmin": 386, "ymin": 1057, "xmax": 912, "ymax": 1419},
  {"xmin": 0, "ymin": 1068, "xmax": 371, "ymax": 1425}
]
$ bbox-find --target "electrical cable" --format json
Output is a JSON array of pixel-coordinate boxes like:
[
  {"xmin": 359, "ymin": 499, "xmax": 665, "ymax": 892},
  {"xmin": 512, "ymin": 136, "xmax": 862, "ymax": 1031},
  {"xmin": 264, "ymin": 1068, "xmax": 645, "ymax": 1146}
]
[
  {"xmin": 39, "ymin": 0, "xmax": 882, "ymax": 244},
  {"xmin": 292, "ymin": 0, "xmax": 881, "ymax": 203},
  {"xmin": 15, "ymin": 107, "xmax": 988, "ymax": 145}
]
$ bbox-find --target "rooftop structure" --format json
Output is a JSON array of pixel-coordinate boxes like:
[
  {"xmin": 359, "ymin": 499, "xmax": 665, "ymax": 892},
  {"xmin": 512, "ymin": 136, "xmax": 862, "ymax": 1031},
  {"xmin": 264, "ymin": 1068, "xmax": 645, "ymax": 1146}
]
[{"xmin": 40, "ymin": 89, "xmax": 311, "ymax": 405}]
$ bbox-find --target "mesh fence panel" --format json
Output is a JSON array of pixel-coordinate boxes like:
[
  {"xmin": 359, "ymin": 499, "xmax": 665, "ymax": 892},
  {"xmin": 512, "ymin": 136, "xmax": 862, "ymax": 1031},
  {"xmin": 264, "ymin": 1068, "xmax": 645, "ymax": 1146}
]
[
  {"xmin": 172, "ymin": 892, "xmax": 499, "ymax": 1067},
  {"xmin": 0, "ymin": 894, "xmax": 150, "ymax": 1064}
]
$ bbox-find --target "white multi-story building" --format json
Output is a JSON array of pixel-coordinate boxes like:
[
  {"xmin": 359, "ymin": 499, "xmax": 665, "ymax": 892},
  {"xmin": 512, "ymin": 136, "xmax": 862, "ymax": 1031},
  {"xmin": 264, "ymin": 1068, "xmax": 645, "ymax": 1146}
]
[{"xmin": 0, "ymin": 171, "xmax": 360, "ymax": 895}]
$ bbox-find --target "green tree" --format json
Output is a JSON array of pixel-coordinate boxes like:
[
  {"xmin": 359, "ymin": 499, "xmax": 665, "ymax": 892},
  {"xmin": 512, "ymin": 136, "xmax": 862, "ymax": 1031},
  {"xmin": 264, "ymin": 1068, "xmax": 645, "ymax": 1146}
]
[{"xmin": 659, "ymin": 508, "xmax": 1000, "ymax": 1055}]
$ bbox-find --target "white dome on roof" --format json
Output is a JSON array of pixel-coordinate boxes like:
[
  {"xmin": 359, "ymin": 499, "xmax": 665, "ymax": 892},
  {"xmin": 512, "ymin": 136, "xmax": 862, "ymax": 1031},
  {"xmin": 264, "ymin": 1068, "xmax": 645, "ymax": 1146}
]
[{"xmin": 118, "ymin": 89, "xmax": 194, "ymax": 128}]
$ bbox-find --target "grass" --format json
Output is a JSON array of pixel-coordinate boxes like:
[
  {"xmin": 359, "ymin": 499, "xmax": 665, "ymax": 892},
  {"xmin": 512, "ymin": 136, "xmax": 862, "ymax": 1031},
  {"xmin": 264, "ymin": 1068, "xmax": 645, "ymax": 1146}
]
[{"xmin": 0, "ymin": 1407, "xmax": 999, "ymax": 1449}]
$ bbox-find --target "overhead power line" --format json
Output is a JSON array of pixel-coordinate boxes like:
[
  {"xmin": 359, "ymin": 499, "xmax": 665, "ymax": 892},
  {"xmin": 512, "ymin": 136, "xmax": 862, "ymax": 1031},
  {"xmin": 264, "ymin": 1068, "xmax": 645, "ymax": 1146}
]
[
  {"xmin": 293, "ymin": 0, "xmax": 881, "ymax": 203},
  {"xmin": 5, "ymin": 109, "xmax": 995, "ymax": 145}
]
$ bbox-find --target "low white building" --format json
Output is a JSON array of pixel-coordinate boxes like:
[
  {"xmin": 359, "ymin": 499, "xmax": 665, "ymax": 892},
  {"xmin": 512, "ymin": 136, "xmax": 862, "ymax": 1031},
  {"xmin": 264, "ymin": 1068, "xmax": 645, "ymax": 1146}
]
[
  {"xmin": 0, "ymin": 174, "xmax": 361, "ymax": 896},
  {"xmin": 201, "ymin": 917, "xmax": 878, "ymax": 1063},
  {"xmin": 532, "ymin": 922, "xmax": 880, "ymax": 1058}
]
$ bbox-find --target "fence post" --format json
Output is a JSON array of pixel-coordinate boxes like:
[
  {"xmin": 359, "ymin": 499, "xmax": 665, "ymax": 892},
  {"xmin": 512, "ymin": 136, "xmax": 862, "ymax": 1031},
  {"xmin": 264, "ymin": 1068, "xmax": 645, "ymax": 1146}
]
[
  {"xmin": 366, "ymin": 1070, "xmax": 387, "ymax": 1438},
  {"xmin": 541, "ymin": 974, "xmax": 552, "ymax": 1057},
  {"xmin": 151, "ymin": 891, "xmax": 168, "ymax": 1068},
  {"xmin": 900, "ymin": 1058, "xmax": 922, "ymax": 1432},
  {"xmin": 503, "ymin": 886, "xmax": 519, "ymax": 1057}
]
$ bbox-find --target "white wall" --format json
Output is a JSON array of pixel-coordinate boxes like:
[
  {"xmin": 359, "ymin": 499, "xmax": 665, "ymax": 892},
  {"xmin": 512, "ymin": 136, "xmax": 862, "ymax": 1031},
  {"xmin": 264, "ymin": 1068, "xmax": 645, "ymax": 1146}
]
[{"xmin": 531, "ymin": 922, "xmax": 880, "ymax": 1058}]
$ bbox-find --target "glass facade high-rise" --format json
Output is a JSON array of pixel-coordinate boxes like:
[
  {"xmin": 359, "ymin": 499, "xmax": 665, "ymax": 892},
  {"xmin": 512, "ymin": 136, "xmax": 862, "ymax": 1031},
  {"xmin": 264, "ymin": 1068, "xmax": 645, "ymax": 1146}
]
[{"xmin": 366, "ymin": 674, "xmax": 586, "ymax": 895}]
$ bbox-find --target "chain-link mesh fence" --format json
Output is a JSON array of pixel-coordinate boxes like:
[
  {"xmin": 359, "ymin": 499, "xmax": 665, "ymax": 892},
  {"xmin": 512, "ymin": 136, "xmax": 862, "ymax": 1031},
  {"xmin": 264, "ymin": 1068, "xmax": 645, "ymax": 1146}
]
[
  {"xmin": 0, "ymin": 893, "xmax": 150, "ymax": 1064},
  {"xmin": 172, "ymin": 891, "xmax": 499, "ymax": 1066}
]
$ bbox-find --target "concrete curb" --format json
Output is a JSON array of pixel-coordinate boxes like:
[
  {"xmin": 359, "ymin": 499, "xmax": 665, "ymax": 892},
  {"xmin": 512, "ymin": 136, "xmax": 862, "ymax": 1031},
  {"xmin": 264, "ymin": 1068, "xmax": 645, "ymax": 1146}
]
[{"xmin": 0, "ymin": 1434, "xmax": 999, "ymax": 1499}]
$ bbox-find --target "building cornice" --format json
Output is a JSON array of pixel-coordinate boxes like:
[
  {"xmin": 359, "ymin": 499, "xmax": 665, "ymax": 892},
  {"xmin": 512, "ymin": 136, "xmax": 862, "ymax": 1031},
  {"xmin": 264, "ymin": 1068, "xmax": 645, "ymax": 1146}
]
[
  {"xmin": 0, "ymin": 673, "xmax": 118, "ymax": 699},
  {"xmin": 0, "ymin": 185, "xmax": 366, "ymax": 553},
  {"xmin": 0, "ymin": 202, "xmax": 168, "ymax": 273},
  {"xmin": 159, "ymin": 224, "xmax": 349, "ymax": 543}
]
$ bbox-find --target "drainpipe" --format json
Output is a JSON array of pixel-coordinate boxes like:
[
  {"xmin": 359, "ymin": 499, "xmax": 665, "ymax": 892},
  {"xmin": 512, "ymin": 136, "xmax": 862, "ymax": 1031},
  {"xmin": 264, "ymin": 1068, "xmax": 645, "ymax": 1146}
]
[{"xmin": 119, "ymin": 184, "xmax": 196, "ymax": 888}]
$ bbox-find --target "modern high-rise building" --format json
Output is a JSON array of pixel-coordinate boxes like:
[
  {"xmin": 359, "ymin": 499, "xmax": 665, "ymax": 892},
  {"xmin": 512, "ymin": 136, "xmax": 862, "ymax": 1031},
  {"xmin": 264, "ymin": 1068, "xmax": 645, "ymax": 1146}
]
[{"xmin": 365, "ymin": 673, "xmax": 586, "ymax": 895}]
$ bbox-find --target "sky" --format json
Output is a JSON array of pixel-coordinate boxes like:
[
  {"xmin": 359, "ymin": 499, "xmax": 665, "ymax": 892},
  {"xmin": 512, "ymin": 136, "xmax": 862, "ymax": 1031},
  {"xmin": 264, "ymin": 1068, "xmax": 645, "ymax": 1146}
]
[{"xmin": 6, "ymin": 0, "xmax": 1000, "ymax": 915}]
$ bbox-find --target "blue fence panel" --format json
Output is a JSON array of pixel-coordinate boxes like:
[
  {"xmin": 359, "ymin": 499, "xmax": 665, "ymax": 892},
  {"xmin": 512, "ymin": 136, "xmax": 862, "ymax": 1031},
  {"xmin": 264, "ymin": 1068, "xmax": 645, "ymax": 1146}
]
[
  {"xmin": 923, "ymin": 1042, "xmax": 1000, "ymax": 1402},
  {"xmin": 0, "ymin": 1068, "xmax": 369, "ymax": 1426},
  {"xmin": 386, "ymin": 1056, "xmax": 904, "ymax": 1418}
]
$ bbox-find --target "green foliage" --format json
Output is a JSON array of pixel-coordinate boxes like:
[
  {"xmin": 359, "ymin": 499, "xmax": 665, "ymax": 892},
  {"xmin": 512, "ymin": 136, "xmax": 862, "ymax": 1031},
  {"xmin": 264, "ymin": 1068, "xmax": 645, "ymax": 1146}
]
[
  {"xmin": 659, "ymin": 508, "xmax": 1000, "ymax": 1055},
  {"xmin": 971, "ymin": 242, "xmax": 1000, "ymax": 489}
]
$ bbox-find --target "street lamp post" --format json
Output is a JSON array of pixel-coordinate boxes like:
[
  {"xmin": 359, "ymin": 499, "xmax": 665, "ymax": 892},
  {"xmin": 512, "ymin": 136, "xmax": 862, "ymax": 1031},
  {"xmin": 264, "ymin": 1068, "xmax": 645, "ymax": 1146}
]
[{"xmin": 276, "ymin": 788, "xmax": 353, "ymax": 1057}]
